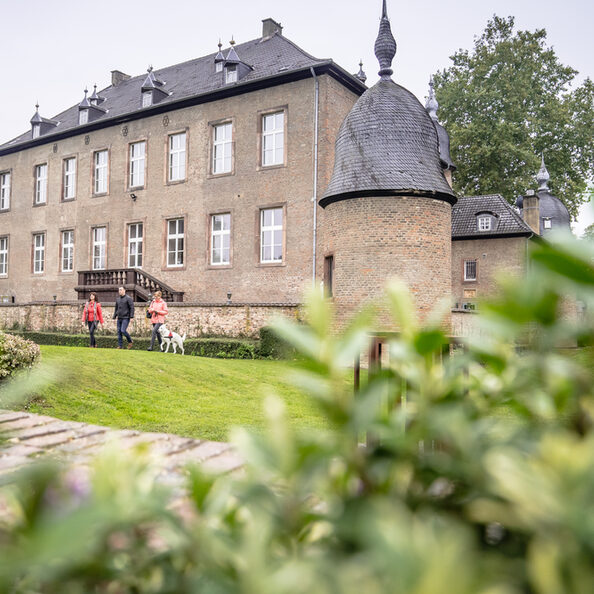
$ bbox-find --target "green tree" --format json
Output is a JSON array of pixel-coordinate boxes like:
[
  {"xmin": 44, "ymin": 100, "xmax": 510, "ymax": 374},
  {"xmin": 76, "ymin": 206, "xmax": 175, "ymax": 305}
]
[
  {"xmin": 434, "ymin": 15, "xmax": 594, "ymax": 219},
  {"xmin": 583, "ymin": 222, "xmax": 594, "ymax": 241}
]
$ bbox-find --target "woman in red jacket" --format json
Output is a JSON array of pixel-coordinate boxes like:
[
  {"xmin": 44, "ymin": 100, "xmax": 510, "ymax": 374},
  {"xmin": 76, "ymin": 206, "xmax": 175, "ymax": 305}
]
[
  {"xmin": 147, "ymin": 290, "xmax": 168, "ymax": 351},
  {"xmin": 82, "ymin": 292, "xmax": 104, "ymax": 348}
]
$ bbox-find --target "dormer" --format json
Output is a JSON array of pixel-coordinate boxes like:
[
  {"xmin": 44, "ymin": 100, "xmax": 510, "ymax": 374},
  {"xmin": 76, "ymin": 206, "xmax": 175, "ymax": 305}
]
[
  {"xmin": 214, "ymin": 41, "xmax": 225, "ymax": 73},
  {"xmin": 30, "ymin": 104, "xmax": 58, "ymax": 139},
  {"xmin": 78, "ymin": 88, "xmax": 107, "ymax": 125},
  {"xmin": 141, "ymin": 66, "xmax": 169, "ymax": 107},
  {"xmin": 476, "ymin": 211, "xmax": 499, "ymax": 232},
  {"xmin": 222, "ymin": 39, "xmax": 253, "ymax": 84},
  {"xmin": 89, "ymin": 84, "xmax": 106, "ymax": 106}
]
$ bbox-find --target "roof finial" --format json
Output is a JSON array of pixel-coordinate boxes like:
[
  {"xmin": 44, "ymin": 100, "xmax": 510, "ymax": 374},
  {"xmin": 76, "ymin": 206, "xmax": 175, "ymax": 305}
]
[
  {"xmin": 218, "ymin": 39, "xmax": 222, "ymax": 50},
  {"xmin": 356, "ymin": 59, "xmax": 367, "ymax": 83},
  {"xmin": 84, "ymin": 87, "xmax": 88, "ymax": 96},
  {"xmin": 147, "ymin": 65, "xmax": 153, "ymax": 73},
  {"xmin": 536, "ymin": 153, "xmax": 550, "ymax": 192},
  {"xmin": 425, "ymin": 76, "xmax": 439, "ymax": 121},
  {"xmin": 374, "ymin": 0, "xmax": 397, "ymax": 80},
  {"xmin": 35, "ymin": 102, "xmax": 39, "ymax": 111},
  {"xmin": 230, "ymin": 37, "xmax": 235, "ymax": 46}
]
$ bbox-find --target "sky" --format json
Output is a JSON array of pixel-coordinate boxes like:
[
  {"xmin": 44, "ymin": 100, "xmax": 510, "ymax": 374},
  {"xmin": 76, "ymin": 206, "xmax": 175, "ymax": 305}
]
[{"xmin": 1, "ymin": 0, "xmax": 592, "ymax": 231}]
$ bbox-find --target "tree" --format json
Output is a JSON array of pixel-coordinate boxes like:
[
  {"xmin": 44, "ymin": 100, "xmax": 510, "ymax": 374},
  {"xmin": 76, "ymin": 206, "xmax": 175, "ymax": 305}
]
[
  {"xmin": 433, "ymin": 16, "xmax": 594, "ymax": 219},
  {"xmin": 583, "ymin": 222, "xmax": 594, "ymax": 241}
]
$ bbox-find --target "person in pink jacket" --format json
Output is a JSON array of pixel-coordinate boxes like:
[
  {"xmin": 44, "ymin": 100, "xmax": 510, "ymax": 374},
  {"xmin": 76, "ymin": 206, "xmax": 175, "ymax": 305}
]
[{"xmin": 147, "ymin": 290, "xmax": 169, "ymax": 351}]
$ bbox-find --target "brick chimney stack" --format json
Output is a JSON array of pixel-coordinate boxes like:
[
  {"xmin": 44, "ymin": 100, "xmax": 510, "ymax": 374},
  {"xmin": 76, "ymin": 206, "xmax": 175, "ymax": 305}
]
[
  {"xmin": 522, "ymin": 189, "xmax": 540, "ymax": 234},
  {"xmin": 111, "ymin": 70, "xmax": 131, "ymax": 87},
  {"xmin": 262, "ymin": 18, "xmax": 283, "ymax": 38}
]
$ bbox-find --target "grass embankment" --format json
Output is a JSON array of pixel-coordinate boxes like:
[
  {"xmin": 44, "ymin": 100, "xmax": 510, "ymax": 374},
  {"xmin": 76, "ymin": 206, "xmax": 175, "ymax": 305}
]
[{"xmin": 17, "ymin": 346, "xmax": 329, "ymax": 441}]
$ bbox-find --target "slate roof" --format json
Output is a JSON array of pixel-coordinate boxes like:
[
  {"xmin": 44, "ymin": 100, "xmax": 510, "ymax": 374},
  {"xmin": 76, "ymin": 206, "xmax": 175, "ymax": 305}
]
[
  {"xmin": 452, "ymin": 194, "xmax": 533, "ymax": 239},
  {"xmin": 1, "ymin": 33, "xmax": 365, "ymax": 152},
  {"xmin": 320, "ymin": 79, "xmax": 456, "ymax": 206}
]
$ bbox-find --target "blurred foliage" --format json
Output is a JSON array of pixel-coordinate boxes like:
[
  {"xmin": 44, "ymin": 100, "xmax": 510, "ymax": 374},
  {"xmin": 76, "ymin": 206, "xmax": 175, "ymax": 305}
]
[
  {"xmin": 0, "ymin": 331, "xmax": 40, "ymax": 381},
  {"xmin": 2, "ymin": 233, "xmax": 594, "ymax": 592},
  {"xmin": 433, "ymin": 15, "xmax": 594, "ymax": 219}
]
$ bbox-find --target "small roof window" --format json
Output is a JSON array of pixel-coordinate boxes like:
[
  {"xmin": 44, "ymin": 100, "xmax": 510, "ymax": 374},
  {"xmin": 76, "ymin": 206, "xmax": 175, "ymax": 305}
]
[{"xmin": 475, "ymin": 211, "xmax": 498, "ymax": 232}]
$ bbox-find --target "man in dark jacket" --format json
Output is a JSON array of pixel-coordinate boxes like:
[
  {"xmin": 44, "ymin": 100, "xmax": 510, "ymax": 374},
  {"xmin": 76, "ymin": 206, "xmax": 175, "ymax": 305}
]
[{"xmin": 113, "ymin": 286, "xmax": 135, "ymax": 349}]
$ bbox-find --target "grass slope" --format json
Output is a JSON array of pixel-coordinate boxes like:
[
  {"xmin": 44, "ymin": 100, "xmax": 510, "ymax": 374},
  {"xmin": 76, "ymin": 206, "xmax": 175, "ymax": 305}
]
[{"xmin": 19, "ymin": 346, "xmax": 328, "ymax": 441}]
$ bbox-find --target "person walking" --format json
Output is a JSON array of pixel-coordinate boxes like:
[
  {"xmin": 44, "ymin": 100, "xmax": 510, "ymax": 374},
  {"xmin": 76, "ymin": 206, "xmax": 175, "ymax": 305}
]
[
  {"xmin": 147, "ymin": 290, "xmax": 168, "ymax": 351},
  {"xmin": 81, "ymin": 292, "xmax": 104, "ymax": 348},
  {"xmin": 113, "ymin": 286, "xmax": 135, "ymax": 349}
]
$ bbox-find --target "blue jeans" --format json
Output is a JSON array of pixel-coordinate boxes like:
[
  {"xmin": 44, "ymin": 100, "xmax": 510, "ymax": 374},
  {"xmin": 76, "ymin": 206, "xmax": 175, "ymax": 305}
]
[{"xmin": 117, "ymin": 318, "xmax": 132, "ymax": 347}]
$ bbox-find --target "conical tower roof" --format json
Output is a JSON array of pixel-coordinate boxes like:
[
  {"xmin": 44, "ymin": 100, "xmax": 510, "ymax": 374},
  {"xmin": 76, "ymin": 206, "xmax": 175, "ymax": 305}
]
[{"xmin": 320, "ymin": 1, "xmax": 455, "ymax": 207}]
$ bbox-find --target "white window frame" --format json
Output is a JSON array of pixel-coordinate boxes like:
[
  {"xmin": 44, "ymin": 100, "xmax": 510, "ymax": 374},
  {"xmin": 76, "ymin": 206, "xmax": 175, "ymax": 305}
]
[
  {"xmin": 94, "ymin": 150, "xmax": 108, "ymax": 194},
  {"xmin": 34, "ymin": 164, "xmax": 48, "ymax": 205},
  {"xmin": 262, "ymin": 111, "xmax": 285, "ymax": 167},
  {"xmin": 215, "ymin": 61, "xmax": 223, "ymax": 73},
  {"xmin": 260, "ymin": 207, "xmax": 283, "ymax": 263},
  {"xmin": 464, "ymin": 260, "xmax": 477, "ymax": 282},
  {"xmin": 478, "ymin": 216, "xmax": 492, "ymax": 231},
  {"xmin": 543, "ymin": 218, "xmax": 552, "ymax": 229},
  {"xmin": 0, "ymin": 172, "xmax": 10, "ymax": 210},
  {"xmin": 128, "ymin": 223, "xmax": 143, "ymax": 268},
  {"xmin": 168, "ymin": 132, "xmax": 186, "ymax": 182},
  {"xmin": 225, "ymin": 65, "xmax": 237, "ymax": 83},
  {"xmin": 63, "ymin": 157, "xmax": 76, "ymax": 200},
  {"xmin": 33, "ymin": 233, "xmax": 45, "ymax": 274},
  {"xmin": 61, "ymin": 230, "xmax": 74, "ymax": 272},
  {"xmin": 212, "ymin": 122, "xmax": 232, "ymax": 174},
  {"xmin": 211, "ymin": 213, "xmax": 231, "ymax": 266},
  {"xmin": 79, "ymin": 109, "xmax": 88, "ymax": 125},
  {"xmin": 92, "ymin": 226, "xmax": 107, "ymax": 270},
  {"xmin": 0, "ymin": 236, "xmax": 8, "ymax": 276},
  {"xmin": 32, "ymin": 124, "xmax": 40, "ymax": 139},
  {"xmin": 142, "ymin": 91, "xmax": 152, "ymax": 107},
  {"xmin": 129, "ymin": 141, "xmax": 146, "ymax": 188},
  {"xmin": 167, "ymin": 218, "xmax": 184, "ymax": 268}
]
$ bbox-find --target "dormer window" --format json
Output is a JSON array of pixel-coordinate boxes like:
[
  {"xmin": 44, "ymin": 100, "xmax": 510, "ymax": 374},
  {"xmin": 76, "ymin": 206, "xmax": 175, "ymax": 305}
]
[
  {"xmin": 142, "ymin": 91, "xmax": 152, "ymax": 107},
  {"xmin": 32, "ymin": 124, "xmax": 40, "ymax": 139},
  {"xmin": 477, "ymin": 215, "xmax": 492, "ymax": 231},
  {"xmin": 216, "ymin": 62, "xmax": 223, "ymax": 73},
  {"xmin": 225, "ymin": 65, "xmax": 237, "ymax": 83},
  {"xmin": 79, "ymin": 110, "xmax": 88, "ymax": 125},
  {"xmin": 543, "ymin": 218, "xmax": 552, "ymax": 229}
]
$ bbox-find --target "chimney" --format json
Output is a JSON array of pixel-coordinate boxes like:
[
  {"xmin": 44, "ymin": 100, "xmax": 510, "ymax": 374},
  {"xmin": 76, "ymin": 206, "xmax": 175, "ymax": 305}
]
[
  {"xmin": 522, "ymin": 189, "xmax": 540, "ymax": 234},
  {"xmin": 262, "ymin": 18, "xmax": 283, "ymax": 38},
  {"xmin": 111, "ymin": 70, "xmax": 131, "ymax": 87}
]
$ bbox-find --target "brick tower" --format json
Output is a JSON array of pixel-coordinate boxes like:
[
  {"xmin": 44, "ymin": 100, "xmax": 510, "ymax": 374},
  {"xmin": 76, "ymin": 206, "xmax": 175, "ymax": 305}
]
[{"xmin": 319, "ymin": 0, "xmax": 457, "ymax": 328}]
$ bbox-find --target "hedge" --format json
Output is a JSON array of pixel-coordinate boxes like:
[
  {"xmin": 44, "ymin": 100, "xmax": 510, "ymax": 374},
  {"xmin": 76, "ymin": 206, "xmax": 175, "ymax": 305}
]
[
  {"xmin": 258, "ymin": 326, "xmax": 295, "ymax": 359},
  {"xmin": 13, "ymin": 331, "xmax": 258, "ymax": 360}
]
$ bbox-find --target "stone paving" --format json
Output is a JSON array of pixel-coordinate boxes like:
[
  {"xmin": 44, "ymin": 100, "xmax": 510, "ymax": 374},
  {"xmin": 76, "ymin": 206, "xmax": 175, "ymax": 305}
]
[{"xmin": 0, "ymin": 410, "xmax": 243, "ymax": 493}]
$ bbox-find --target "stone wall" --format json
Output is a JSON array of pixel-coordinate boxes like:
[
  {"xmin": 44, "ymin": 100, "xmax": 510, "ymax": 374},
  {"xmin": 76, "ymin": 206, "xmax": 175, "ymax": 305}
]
[{"xmin": 0, "ymin": 302, "xmax": 301, "ymax": 338}]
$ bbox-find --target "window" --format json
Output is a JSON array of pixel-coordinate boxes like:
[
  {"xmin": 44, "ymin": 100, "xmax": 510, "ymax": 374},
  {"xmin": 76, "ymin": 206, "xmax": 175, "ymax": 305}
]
[
  {"xmin": 168, "ymin": 132, "xmax": 186, "ymax": 181},
  {"xmin": 0, "ymin": 237, "xmax": 7, "ymax": 276},
  {"xmin": 33, "ymin": 233, "xmax": 45, "ymax": 274},
  {"xmin": 34, "ymin": 164, "xmax": 48, "ymax": 204},
  {"xmin": 129, "ymin": 141, "xmax": 146, "ymax": 188},
  {"xmin": 464, "ymin": 260, "xmax": 477, "ymax": 281},
  {"xmin": 79, "ymin": 110, "xmax": 88, "ymax": 125},
  {"xmin": 225, "ymin": 65, "xmax": 237, "ymax": 83},
  {"xmin": 92, "ymin": 226, "xmax": 106, "ymax": 270},
  {"xmin": 260, "ymin": 207, "xmax": 283, "ymax": 263},
  {"xmin": 63, "ymin": 157, "xmax": 76, "ymax": 200},
  {"xmin": 215, "ymin": 62, "xmax": 223, "ymax": 73},
  {"xmin": 94, "ymin": 150, "xmax": 108, "ymax": 194},
  {"xmin": 262, "ymin": 111, "xmax": 284, "ymax": 166},
  {"xmin": 212, "ymin": 123, "xmax": 232, "ymax": 174},
  {"xmin": 142, "ymin": 92, "xmax": 152, "ymax": 107},
  {"xmin": 32, "ymin": 124, "xmax": 40, "ymax": 139},
  {"xmin": 477, "ymin": 216, "xmax": 491, "ymax": 231},
  {"xmin": 128, "ymin": 223, "xmax": 143, "ymax": 268},
  {"xmin": 0, "ymin": 172, "xmax": 10, "ymax": 210},
  {"xmin": 543, "ymin": 218, "xmax": 552, "ymax": 229},
  {"xmin": 167, "ymin": 218, "xmax": 184, "ymax": 267},
  {"xmin": 61, "ymin": 230, "xmax": 74, "ymax": 272},
  {"xmin": 324, "ymin": 255, "xmax": 334, "ymax": 297},
  {"xmin": 211, "ymin": 213, "xmax": 230, "ymax": 265}
]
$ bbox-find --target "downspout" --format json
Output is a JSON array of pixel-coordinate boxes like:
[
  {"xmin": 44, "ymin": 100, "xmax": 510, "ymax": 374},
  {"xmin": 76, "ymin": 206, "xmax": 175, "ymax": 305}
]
[{"xmin": 310, "ymin": 66, "xmax": 319, "ymax": 286}]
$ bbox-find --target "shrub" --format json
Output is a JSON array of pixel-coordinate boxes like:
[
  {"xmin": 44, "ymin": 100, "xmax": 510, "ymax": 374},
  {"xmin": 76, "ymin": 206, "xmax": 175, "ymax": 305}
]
[
  {"xmin": 0, "ymin": 331, "xmax": 41, "ymax": 380},
  {"xmin": 2, "ymin": 235, "xmax": 594, "ymax": 592},
  {"xmin": 258, "ymin": 325, "xmax": 295, "ymax": 358}
]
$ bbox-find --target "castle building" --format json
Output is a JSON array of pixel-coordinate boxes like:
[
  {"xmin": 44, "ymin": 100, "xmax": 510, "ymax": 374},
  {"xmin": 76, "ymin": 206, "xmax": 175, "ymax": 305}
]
[{"xmin": 0, "ymin": 3, "xmax": 572, "ymax": 336}]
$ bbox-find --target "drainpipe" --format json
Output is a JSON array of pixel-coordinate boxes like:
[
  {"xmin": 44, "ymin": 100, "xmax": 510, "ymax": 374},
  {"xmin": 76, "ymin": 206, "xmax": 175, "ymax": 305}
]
[{"xmin": 310, "ymin": 66, "xmax": 319, "ymax": 286}]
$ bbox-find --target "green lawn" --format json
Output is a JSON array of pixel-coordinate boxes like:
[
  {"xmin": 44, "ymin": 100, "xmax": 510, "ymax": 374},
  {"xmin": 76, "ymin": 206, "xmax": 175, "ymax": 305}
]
[{"xmin": 15, "ymin": 346, "xmax": 328, "ymax": 441}]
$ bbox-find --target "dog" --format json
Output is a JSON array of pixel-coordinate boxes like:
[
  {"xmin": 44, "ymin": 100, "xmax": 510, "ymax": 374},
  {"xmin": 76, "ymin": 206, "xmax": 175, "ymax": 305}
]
[{"xmin": 158, "ymin": 324, "xmax": 187, "ymax": 355}]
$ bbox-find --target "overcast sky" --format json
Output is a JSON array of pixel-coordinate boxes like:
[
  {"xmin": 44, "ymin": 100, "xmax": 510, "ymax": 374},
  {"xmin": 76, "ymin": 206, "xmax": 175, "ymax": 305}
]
[{"xmin": 1, "ymin": 0, "xmax": 592, "ymax": 231}]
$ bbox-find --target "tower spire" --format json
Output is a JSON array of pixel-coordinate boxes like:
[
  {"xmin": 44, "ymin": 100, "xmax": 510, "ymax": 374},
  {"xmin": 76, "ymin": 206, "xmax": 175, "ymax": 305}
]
[
  {"xmin": 536, "ymin": 153, "xmax": 550, "ymax": 192},
  {"xmin": 425, "ymin": 76, "xmax": 439, "ymax": 121},
  {"xmin": 374, "ymin": 0, "xmax": 396, "ymax": 80}
]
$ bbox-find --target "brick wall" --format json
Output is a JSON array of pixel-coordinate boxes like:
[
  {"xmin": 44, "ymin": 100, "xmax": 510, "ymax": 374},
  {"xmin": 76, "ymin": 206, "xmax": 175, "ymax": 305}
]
[
  {"xmin": 0, "ymin": 302, "xmax": 300, "ymax": 338},
  {"xmin": 322, "ymin": 196, "xmax": 452, "ymax": 329}
]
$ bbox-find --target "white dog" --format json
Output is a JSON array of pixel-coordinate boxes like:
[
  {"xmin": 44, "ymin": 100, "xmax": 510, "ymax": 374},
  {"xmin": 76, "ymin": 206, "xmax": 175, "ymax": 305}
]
[{"xmin": 158, "ymin": 325, "xmax": 187, "ymax": 355}]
